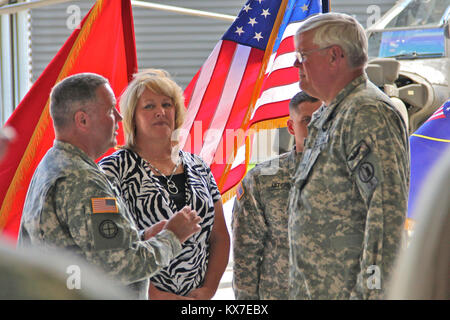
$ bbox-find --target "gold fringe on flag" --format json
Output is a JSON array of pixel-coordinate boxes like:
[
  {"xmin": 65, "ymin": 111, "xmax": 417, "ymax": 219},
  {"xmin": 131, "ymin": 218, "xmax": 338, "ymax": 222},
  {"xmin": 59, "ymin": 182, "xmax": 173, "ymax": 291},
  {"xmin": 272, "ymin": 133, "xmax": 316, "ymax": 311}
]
[
  {"xmin": 220, "ymin": 116, "xmax": 290, "ymax": 203},
  {"xmin": 404, "ymin": 218, "xmax": 415, "ymax": 231},
  {"xmin": 250, "ymin": 116, "xmax": 289, "ymax": 131},
  {"xmin": 221, "ymin": 184, "xmax": 239, "ymax": 204}
]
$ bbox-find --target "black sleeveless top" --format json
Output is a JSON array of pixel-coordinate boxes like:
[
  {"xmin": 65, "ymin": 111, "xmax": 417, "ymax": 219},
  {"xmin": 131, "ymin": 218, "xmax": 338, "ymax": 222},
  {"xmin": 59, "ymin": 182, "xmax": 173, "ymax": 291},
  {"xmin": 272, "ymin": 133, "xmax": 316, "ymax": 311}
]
[{"xmin": 155, "ymin": 173, "xmax": 186, "ymax": 211}]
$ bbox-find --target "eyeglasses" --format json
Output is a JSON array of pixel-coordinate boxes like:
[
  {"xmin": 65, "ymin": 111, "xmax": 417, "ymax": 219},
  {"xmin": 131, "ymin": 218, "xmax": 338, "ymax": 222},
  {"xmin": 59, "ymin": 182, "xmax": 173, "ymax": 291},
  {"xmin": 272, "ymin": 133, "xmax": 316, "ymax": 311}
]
[{"xmin": 295, "ymin": 45, "xmax": 334, "ymax": 64}]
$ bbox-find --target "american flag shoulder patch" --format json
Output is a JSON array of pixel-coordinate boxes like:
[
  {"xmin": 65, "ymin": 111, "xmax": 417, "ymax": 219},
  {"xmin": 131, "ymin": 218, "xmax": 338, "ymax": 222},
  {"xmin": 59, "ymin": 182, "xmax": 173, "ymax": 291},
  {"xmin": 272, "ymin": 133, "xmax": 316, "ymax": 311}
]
[
  {"xmin": 91, "ymin": 197, "xmax": 118, "ymax": 213},
  {"xmin": 236, "ymin": 182, "xmax": 245, "ymax": 201}
]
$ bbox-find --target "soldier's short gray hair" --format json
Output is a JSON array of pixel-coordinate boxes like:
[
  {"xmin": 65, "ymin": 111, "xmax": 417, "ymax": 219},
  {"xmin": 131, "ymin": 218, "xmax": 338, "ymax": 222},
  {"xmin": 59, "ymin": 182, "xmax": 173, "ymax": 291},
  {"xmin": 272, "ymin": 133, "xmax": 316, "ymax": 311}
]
[
  {"xmin": 296, "ymin": 13, "xmax": 368, "ymax": 69},
  {"xmin": 50, "ymin": 73, "xmax": 109, "ymax": 129}
]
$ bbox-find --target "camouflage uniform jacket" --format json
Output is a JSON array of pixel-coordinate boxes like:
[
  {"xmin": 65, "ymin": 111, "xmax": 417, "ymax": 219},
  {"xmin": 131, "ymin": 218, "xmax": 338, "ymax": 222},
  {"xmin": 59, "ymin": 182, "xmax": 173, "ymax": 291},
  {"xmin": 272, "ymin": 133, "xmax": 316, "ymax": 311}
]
[
  {"xmin": 288, "ymin": 74, "xmax": 410, "ymax": 300},
  {"xmin": 232, "ymin": 148, "xmax": 302, "ymax": 299},
  {"xmin": 18, "ymin": 141, "xmax": 182, "ymax": 299}
]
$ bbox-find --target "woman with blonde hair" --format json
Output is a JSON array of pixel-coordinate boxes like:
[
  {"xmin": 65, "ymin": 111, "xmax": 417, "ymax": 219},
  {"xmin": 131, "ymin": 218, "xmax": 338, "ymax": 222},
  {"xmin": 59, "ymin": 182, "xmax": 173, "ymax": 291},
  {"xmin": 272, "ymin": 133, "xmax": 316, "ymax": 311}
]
[{"xmin": 99, "ymin": 69, "xmax": 230, "ymax": 300}]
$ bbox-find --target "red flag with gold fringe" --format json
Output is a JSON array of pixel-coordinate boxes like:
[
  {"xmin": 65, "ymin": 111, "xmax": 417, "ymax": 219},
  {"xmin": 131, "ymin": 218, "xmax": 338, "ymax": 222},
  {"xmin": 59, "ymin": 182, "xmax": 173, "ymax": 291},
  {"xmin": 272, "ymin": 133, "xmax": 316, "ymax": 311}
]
[{"xmin": 0, "ymin": 0, "xmax": 137, "ymax": 241}]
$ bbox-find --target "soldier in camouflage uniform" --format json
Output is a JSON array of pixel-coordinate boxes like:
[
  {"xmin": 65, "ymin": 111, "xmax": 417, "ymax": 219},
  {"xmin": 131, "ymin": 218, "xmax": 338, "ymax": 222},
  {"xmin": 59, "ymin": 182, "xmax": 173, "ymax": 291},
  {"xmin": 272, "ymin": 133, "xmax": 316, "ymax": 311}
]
[
  {"xmin": 288, "ymin": 13, "xmax": 410, "ymax": 299},
  {"xmin": 18, "ymin": 73, "xmax": 201, "ymax": 299},
  {"xmin": 232, "ymin": 92, "xmax": 321, "ymax": 299}
]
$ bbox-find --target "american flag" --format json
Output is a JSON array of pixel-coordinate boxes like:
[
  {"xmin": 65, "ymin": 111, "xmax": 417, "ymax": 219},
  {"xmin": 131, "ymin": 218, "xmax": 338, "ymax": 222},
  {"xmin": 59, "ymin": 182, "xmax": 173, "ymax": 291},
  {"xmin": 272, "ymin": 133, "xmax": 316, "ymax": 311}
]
[
  {"xmin": 91, "ymin": 198, "xmax": 119, "ymax": 214},
  {"xmin": 250, "ymin": 0, "xmax": 323, "ymax": 125},
  {"xmin": 426, "ymin": 100, "xmax": 450, "ymax": 122},
  {"xmin": 180, "ymin": 0, "xmax": 325, "ymax": 198},
  {"xmin": 408, "ymin": 99, "xmax": 450, "ymax": 220}
]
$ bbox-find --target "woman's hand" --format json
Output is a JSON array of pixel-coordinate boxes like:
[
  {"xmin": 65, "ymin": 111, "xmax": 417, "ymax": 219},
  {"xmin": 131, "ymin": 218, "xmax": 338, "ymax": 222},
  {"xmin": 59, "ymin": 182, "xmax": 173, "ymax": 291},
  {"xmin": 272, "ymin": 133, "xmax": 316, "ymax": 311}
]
[
  {"xmin": 143, "ymin": 220, "xmax": 167, "ymax": 240},
  {"xmin": 164, "ymin": 206, "xmax": 201, "ymax": 243},
  {"xmin": 149, "ymin": 282, "xmax": 194, "ymax": 300},
  {"xmin": 186, "ymin": 287, "xmax": 216, "ymax": 300}
]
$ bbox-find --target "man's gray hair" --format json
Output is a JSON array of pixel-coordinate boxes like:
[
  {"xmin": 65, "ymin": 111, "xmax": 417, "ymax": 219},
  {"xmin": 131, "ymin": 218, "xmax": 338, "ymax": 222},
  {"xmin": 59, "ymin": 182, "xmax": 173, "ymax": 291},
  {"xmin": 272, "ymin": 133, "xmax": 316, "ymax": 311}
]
[
  {"xmin": 296, "ymin": 13, "xmax": 368, "ymax": 69},
  {"xmin": 50, "ymin": 73, "xmax": 109, "ymax": 129}
]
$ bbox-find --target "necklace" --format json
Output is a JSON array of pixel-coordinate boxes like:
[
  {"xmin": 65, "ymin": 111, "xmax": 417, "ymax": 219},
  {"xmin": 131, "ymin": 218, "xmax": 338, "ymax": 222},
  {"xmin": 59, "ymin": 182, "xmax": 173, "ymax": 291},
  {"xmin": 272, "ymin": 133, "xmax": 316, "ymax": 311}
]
[{"xmin": 145, "ymin": 159, "xmax": 181, "ymax": 195}]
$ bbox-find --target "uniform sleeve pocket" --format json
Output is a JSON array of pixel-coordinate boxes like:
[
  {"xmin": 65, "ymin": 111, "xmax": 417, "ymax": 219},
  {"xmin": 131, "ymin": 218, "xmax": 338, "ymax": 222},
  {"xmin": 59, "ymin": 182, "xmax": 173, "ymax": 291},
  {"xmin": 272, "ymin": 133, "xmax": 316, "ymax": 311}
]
[
  {"xmin": 90, "ymin": 212, "xmax": 129, "ymax": 251},
  {"xmin": 346, "ymin": 140, "xmax": 371, "ymax": 172}
]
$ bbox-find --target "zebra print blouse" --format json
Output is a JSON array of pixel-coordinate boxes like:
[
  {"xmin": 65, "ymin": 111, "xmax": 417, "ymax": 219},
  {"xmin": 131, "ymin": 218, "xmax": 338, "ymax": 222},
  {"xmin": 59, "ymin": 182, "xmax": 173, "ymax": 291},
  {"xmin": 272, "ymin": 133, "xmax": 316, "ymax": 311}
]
[{"xmin": 99, "ymin": 148, "xmax": 221, "ymax": 296}]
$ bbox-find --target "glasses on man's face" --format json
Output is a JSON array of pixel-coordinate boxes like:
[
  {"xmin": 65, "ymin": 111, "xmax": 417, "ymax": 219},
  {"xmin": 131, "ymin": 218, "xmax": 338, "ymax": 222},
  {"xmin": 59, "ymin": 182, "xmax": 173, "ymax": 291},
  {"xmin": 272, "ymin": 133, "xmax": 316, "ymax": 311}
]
[{"xmin": 295, "ymin": 45, "xmax": 334, "ymax": 64}]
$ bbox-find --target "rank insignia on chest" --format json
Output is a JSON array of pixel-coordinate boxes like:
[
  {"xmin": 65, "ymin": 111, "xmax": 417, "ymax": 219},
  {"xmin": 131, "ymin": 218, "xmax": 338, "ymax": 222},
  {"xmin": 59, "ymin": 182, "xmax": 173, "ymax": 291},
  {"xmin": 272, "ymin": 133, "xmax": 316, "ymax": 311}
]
[{"xmin": 91, "ymin": 197, "xmax": 118, "ymax": 213}]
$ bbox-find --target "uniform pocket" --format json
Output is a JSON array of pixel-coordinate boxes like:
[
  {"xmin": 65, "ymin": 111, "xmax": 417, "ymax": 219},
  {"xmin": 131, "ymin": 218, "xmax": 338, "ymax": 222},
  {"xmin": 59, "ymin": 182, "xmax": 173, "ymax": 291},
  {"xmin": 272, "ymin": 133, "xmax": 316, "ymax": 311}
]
[
  {"xmin": 346, "ymin": 140, "xmax": 370, "ymax": 172},
  {"xmin": 90, "ymin": 212, "xmax": 129, "ymax": 251},
  {"xmin": 295, "ymin": 132, "xmax": 328, "ymax": 185}
]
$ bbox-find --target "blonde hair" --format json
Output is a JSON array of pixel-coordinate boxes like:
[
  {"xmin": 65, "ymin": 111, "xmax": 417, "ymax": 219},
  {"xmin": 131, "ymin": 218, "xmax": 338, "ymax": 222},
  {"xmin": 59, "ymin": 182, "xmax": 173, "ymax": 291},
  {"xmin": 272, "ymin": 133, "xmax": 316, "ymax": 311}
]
[
  {"xmin": 119, "ymin": 69, "xmax": 186, "ymax": 149},
  {"xmin": 296, "ymin": 13, "xmax": 368, "ymax": 69}
]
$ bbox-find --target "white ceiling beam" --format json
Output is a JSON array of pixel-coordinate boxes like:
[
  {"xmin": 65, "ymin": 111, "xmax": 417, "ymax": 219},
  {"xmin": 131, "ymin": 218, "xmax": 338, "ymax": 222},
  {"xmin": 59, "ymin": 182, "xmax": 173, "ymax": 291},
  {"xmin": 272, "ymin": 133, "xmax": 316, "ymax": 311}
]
[{"xmin": 0, "ymin": 0, "xmax": 236, "ymax": 22}]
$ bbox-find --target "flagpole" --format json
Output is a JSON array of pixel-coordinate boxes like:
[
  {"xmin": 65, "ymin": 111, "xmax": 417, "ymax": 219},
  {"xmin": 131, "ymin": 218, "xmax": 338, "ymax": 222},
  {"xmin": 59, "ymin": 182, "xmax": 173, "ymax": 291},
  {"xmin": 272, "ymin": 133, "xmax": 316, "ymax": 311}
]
[{"xmin": 217, "ymin": 0, "xmax": 290, "ymax": 192}]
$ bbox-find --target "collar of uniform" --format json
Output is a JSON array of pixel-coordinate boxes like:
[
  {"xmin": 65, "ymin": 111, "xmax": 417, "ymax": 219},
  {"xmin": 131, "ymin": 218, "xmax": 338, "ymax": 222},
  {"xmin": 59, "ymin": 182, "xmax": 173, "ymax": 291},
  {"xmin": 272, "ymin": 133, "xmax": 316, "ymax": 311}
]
[
  {"xmin": 289, "ymin": 147, "xmax": 301, "ymax": 176},
  {"xmin": 329, "ymin": 73, "xmax": 367, "ymax": 111},
  {"xmin": 53, "ymin": 140, "xmax": 98, "ymax": 168},
  {"xmin": 310, "ymin": 104, "xmax": 326, "ymax": 125},
  {"xmin": 314, "ymin": 73, "xmax": 368, "ymax": 129}
]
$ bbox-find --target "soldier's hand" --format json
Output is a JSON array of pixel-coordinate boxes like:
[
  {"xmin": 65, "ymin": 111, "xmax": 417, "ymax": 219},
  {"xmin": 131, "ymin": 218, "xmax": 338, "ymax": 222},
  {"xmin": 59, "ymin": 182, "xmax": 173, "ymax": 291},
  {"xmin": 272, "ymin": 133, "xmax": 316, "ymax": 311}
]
[{"xmin": 164, "ymin": 206, "xmax": 201, "ymax": 243}]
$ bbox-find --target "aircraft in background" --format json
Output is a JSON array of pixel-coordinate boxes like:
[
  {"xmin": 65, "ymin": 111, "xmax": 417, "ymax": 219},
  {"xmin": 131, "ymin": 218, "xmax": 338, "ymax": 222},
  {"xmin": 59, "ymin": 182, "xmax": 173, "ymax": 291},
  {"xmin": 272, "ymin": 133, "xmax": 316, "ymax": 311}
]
[{"xmin": 366, "ymin": 0, "xmax": 449, "ymax": 134}]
